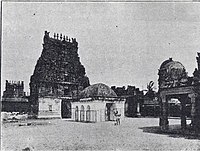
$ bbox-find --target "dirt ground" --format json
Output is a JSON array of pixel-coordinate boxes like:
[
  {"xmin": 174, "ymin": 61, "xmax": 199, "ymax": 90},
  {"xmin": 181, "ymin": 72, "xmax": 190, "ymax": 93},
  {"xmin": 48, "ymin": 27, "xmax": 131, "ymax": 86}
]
[{"xmin": 1, "ymin": 118, "xmax": 200, "ymax": 150}]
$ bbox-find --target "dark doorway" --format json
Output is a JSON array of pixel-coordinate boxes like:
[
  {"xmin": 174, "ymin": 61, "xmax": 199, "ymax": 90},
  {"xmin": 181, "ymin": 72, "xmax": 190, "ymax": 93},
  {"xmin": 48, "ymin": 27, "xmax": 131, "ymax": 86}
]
[
  {"xmin": 61, "ymin": 99, "xmax": 71, "ymax": 118},
  {"xmin": 75, "ymin": 106, "xmax": 79, "ymax": 121},
  {"xmin": 86, "ymin": 105, "xmax": 90, "ymax": 122},
  {"xmin": 105, "ymin": 103, "xmax": 116, "ymax": 121}
]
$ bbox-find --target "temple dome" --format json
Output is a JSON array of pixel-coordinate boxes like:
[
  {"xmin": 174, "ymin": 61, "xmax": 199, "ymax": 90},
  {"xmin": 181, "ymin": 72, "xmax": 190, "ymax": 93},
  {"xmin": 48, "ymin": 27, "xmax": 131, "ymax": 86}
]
[
  {"xmin": 159, "ymin": 58, "xmax": 187, "ymax": 85},
  {"xmin": 79, "ymin": 83, "xmax": 117, "ymax": 98},
  {"xmin": 159, "ymin": 58, "xmax": 186, "ymax": 76},
  {"xmin": 160, "ymin": 58, "xmax": 174, "ymax": 69}
]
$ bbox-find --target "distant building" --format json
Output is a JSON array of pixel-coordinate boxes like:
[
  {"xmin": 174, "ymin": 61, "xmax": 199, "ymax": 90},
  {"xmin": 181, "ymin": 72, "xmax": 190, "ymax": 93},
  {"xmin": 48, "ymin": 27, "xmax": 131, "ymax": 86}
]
[
  {"xmin": 71, "ymin": 83, "xmax": 125, "ymax": 122},
  {"xmin": 2, "ymin": 80, "xmax": 29, "ymax": 113},
  {"xmin": 111, "ymin": 85, "xmax": 143, "ymax": 117},
  {"xmin": 141, "ymin": 93, "xmax": 159, "ymax": 117},
  {"xmin": 29, "ymin": 31, "xmax": 90, "ymax": 118}
]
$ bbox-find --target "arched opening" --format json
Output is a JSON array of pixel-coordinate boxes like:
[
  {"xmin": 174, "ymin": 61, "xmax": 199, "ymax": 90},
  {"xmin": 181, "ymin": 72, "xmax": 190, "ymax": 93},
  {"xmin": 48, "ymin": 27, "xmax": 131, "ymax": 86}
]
[
  {"xmin": 75, "ymin": 106, "xmax": 79, "ymax": 121},
  {"xmin": 161, "ymin": 94, "xmax": 192, "ymax": 130},
  {"xmin": 80, "ymin": 105, "xmax": 85, "ymax": 122},
  {"xmin": 86, "ymin": 105, "xmax": 90, "ymax": 122}
]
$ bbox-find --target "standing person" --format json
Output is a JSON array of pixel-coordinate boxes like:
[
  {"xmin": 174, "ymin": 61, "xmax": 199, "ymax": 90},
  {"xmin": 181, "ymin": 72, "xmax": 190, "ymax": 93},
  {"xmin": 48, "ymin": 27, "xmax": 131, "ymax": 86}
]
[
  {"xmin": 114, "ymin": 110, "xmax": 121, "ymax": 125},
  {"xmin": 117, "ymin": 113, "xmax": 121, "ymax": 125},
  {"xmin": 114, "ymin": 110, "xmax": 118, "ymax": 125}
]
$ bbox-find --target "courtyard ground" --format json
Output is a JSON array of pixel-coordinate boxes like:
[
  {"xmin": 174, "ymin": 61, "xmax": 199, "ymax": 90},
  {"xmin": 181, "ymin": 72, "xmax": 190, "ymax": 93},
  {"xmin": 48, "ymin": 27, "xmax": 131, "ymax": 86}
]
[{"xmin": 1, "ymin": 117, "xmax": 200, "ymax": 150}]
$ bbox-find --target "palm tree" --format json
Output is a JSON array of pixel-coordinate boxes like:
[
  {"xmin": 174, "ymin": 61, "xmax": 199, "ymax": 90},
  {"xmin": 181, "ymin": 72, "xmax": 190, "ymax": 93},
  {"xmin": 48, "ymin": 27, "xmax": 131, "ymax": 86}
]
[
  {"xmin": 145, "ymin": 81, "xmax": 158, "ymax": 117},
  {"xmin": 146, "ymin": 81, "xmax": 156, "ymax": 99}
]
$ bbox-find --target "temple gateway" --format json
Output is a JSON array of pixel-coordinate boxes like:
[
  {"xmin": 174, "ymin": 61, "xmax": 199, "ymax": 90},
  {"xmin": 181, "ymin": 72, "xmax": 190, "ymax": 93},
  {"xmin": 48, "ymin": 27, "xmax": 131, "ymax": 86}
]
[{"xmin": 158, "ymin": 54, "xmax": 200, "ymax": 131}]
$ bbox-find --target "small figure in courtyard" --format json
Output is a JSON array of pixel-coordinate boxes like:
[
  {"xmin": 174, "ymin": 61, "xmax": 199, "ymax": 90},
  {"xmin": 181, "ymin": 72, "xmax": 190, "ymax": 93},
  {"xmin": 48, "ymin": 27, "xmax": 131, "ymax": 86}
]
[{"xmin": 114, "ymin": 110, "xmax": 121, "ymax": 125}]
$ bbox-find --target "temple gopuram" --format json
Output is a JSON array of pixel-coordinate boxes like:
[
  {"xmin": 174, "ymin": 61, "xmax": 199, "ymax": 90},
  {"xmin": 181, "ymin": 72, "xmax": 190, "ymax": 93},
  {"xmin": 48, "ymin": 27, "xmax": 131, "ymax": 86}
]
[
  {"xmin": 158, "ymin": 54, "xmax": 200, "ymax": 132},
  {"xmin": 29, "ymin": 31, "xmax": 90, "ymax": 118},
  {"xmin": 2, "ymin": 80, "xmax": 29, "ymax": 113}
]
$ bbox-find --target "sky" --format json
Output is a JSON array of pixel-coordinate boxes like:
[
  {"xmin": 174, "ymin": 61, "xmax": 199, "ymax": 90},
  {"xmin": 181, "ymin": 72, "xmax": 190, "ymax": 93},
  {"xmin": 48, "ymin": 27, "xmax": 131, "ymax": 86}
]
[{"xmin": 2, "ymin": 2, "xmax": 200, "ymax": 94}]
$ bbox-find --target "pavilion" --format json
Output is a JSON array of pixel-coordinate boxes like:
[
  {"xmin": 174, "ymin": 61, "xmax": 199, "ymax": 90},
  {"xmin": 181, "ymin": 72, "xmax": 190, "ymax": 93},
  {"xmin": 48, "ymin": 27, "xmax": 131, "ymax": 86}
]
[{"xmin": 71, "ymin": 83, "xmax": 125, "ymax": 122}]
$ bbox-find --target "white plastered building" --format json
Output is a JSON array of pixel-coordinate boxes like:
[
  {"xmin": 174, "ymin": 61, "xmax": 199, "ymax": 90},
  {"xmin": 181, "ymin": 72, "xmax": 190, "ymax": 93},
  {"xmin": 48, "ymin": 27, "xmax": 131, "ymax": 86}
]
[{"xmin": 71, "ymin": 83, "xmax": 125, "ymax": 122}]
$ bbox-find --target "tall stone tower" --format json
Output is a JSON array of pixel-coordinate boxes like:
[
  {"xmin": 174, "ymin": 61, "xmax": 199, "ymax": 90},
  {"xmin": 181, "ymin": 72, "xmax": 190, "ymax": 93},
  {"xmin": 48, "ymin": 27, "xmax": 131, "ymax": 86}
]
[{"xmin": 29, "ymin": 31, "xmax": 90, "ymax": 116}]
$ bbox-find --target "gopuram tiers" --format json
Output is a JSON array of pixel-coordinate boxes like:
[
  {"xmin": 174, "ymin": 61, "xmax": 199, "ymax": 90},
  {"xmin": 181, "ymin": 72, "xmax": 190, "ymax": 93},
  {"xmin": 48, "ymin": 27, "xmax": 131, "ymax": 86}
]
[{"xmin": 30, "ymin": 31, "xmax": 90, "ymax": 108}]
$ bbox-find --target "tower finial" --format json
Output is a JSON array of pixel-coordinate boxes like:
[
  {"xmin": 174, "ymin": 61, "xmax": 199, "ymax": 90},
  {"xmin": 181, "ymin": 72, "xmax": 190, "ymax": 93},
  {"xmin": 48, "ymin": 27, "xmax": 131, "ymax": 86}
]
[
  {"xmin": 60, "ymin": 33, "xmax": 62, "ymax": 40},
  {"xmin": 54, "ymin": 33, "xmax": 56, "ymax": 38},
  {"xmin": 56, "ymin": 33, "xmax": 59, "ymax": 39}
]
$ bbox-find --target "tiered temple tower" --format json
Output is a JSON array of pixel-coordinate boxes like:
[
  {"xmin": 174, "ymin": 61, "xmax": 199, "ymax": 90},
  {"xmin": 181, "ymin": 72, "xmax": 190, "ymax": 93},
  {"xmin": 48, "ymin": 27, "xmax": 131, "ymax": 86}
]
[
  {"xmin": 29, "ymin": 31, "xmax": 90, "ymax": 116},
  {"xmin": 3, "ymin": 80, "xmax": 25, "ymax": 98}
]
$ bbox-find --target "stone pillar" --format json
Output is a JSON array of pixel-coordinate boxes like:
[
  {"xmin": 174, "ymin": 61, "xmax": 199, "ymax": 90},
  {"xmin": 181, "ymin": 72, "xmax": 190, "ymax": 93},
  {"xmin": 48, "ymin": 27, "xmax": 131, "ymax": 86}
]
[
  {"xmin": 189, "ymin": 93, "xmax": 200, "ymax": 132},
  {"xmin": 188, "ymin": 93, "xmax": 196, "ymax": 128},
  {"xmin": 159, "ymin": 94, "xmax": 169, "ymax": 130},
  {"xmin": 180, "ymin": 96, "xmax": 186, "ymax": 130}
]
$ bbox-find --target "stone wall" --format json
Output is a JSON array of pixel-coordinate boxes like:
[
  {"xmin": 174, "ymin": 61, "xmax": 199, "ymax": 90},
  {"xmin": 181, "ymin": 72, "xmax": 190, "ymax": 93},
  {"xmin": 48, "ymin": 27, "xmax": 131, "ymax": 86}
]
[{"xmin": 2, "ymin": 98, "xmax": 29, "ymax": 113}]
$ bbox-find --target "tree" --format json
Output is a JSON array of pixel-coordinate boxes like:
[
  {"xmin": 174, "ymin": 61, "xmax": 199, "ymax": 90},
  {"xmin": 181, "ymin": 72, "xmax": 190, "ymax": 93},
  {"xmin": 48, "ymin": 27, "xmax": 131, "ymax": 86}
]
[{"xmin": 146, "ymin": 81, "xmax": 156, "ymax": 100}]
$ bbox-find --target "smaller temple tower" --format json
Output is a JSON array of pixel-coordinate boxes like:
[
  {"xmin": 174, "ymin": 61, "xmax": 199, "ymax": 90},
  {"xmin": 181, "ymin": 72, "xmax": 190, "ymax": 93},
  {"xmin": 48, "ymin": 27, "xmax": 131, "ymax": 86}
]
[
  {"xmin": 2, "ymin": 80, "xmax": 29, "ymax": 113},
  {"xmin": 3, "ymin": 80, "xmax": 25, "ymax": 98}
]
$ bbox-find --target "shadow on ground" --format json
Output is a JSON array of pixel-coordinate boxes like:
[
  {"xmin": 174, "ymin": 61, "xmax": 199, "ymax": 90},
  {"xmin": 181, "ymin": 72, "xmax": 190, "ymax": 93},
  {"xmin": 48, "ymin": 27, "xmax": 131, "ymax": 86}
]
[
  {"xmin": 139, "ymin": 125, "xmax": 200, "ymax": 140},
  {"xmin": 62, "ymin": 119, "xmax": 98, "ymax": 124}
]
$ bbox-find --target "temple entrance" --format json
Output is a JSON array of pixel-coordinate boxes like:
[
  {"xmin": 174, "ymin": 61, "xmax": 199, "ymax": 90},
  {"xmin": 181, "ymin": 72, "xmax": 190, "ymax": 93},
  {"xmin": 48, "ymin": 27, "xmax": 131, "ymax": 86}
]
[
  {"xmin": 159, "ymin": 86, "xmax": 195, "ymax": 130},
  {"xmin": 158, "ymin": 56, "xmax": 200, "ymax": 131},
  {"xmin": 61, "ymin": 99, "xmax": 71, "ymax": 118},
  {"xmin": 105, "ymin": 103, "xmax": 116, "ymax": 121},
  {"xmin": 165, "ymin": 94, "xmax": 192, "ymax": 128}
]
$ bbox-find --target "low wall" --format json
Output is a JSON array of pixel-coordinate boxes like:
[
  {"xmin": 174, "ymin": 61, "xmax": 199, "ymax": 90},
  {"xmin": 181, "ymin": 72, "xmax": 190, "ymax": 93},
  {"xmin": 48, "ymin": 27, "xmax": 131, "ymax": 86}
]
[{"xmin": 2, "ymin": 100, "xmax": 29, "ymax": 113}]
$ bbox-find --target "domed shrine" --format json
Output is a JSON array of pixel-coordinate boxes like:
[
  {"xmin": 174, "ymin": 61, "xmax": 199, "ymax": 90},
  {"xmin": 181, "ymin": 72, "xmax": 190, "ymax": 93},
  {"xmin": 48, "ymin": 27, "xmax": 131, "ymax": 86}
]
[
  {"xmin": 71, "ymin": 83, "xmax": 125, "ymax": 122},
  {"xmin": 158, "ymin": 55, "xmax": 200, "ymax": 132},
  {"xmin": 79, "ymin": 83, "xmax": 117, "ymax": 98},
  {"xmin": 158, "ymin": 58, "xmax": 188, "ymax": 89}
]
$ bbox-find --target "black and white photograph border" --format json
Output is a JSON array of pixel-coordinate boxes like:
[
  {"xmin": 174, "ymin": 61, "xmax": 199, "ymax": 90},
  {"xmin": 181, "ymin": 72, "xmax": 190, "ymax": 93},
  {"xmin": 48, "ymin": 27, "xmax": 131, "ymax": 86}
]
[{"xmin": 1, "ymin": 1, "xmax": 200, "ymax": 150}]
